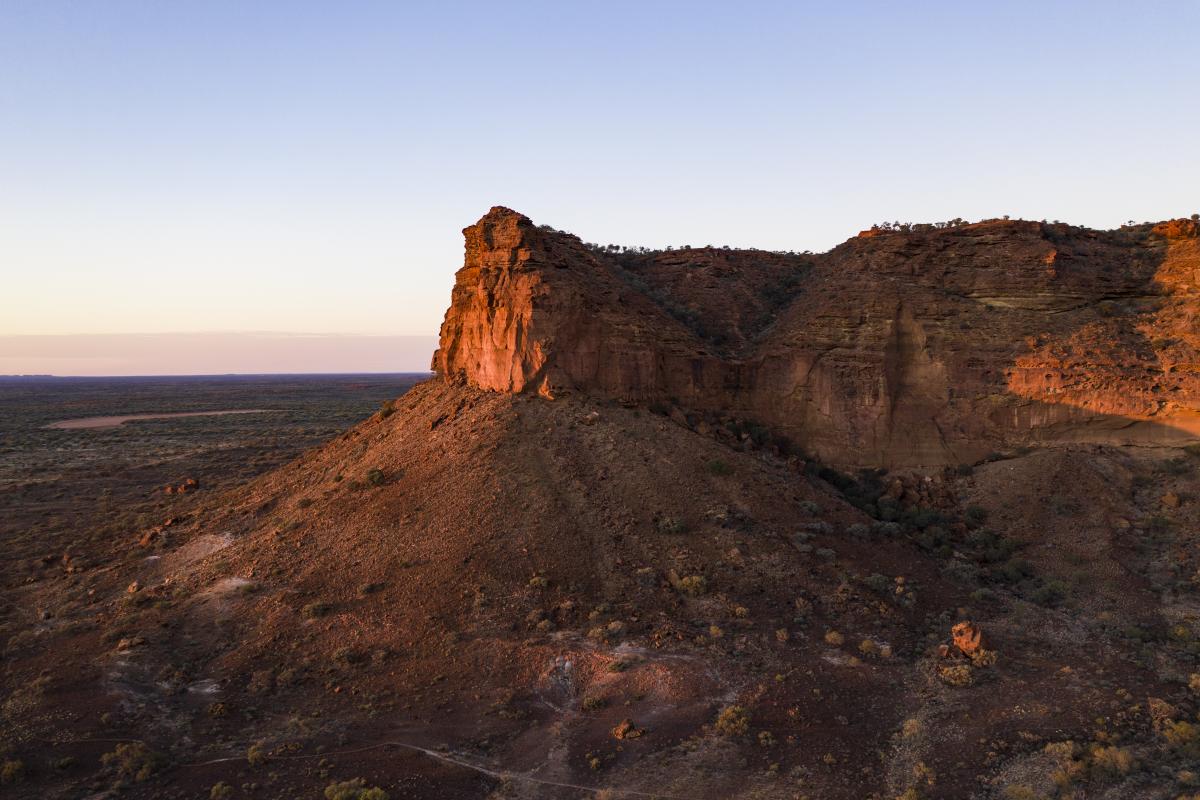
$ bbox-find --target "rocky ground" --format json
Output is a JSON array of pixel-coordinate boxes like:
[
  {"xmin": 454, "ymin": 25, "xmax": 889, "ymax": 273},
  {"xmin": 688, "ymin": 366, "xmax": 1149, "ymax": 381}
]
[{"xmin": 3, "ymin": 378, "xmax": 1200, "ymax": 799}]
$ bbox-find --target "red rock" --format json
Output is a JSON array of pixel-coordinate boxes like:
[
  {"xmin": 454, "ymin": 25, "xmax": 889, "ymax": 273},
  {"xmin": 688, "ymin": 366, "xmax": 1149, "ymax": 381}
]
[
  {"xmin": 612, "ymin": 718, "xmax": 644, "ymax": 740},
  {"xmin": 951, "ymin": 621, "xmax": 986, "ymax": 656},
  {"xmin": 433, "ymin": 208, "xmax": 1200, "ymax": 467}
]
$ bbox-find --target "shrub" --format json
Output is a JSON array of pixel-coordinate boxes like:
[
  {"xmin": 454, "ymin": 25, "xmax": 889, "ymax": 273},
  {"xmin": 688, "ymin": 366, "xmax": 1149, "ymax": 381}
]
[
  {"xmin": 824, "ymin": 630, "xmax": 845, "ymax": 646},
  {"xmin": 965, "ymin": 506, "xmax": 989, "ymax": 525},
  {"xmin": 333, "ymin": 646, "xmax": 363, "ymax": 665},
  {"xmin": 379, "ymin": 399, "xmax": 396, "ymax": 419},
  {"xmin": 1030, "ymin": 579, "xmax": 1068, "ymax": 607},
  {"xmin": 1001, "ymin": 786, "xmax": 1040, "ymax": 800},
  {"xmin": 1, "ymin": 759, "xmax": 24, "ymax": 784},
  {"xmin": 582, "ymin": 695, "xmax": 608, "ymax": 712},
  {"xmin": 210, "ymin": 782, "xmax": 234, "ymax": 799},
  {"xmin": 706, "ymin": 459, "xmax": 733, "ymax": 476},
  {"xmin": 325, "ymin": 778, "xmax": 389, "ymax": 800},
  {"xmin": 1161, "ymin": 457, "xmax": 1194, "ymax": 476},
  {"xmin": 903, "ymin": 507, "xmax": 946, "ymax": 530},
  {"xmin": 997, "ymin": 559, "xmax": 1034, "ymax": 583},
  {"xmin": 864, "ymin": 573, "xmax": 891, "ymax": 594},
  {"xmin": 302, "ymin": 601, "xmax": 333, "ymax": 618},
  {"xmin": 937, "ymin": 664, "xmax": 973, "ymax": 687},
  {"xmin": 656, "ymin": 516, "xmax": 687, "ymax": 534},
  {"xmin": 366, "ymin": 468, "xmax": 386, "ymax": 486},
  {"xmin": 527, "ymin": 575, "xmax": 549, "ymax": 589},
  {"xmin": 1163, "ymin": 719, "xmax": 1200, "ymax": 756},
  {"xmin": 872, "ymin": 521, "xmax": 902, "ymax": 537},
  {"xmin": 101, "ymin": 742, "xmax": 163, "ymax": 781},
  {"xmin": 1147, "ymin": 515, "xmax": 1174, "ymax": 535},
  {"xmin": 714, "ymin": 705, "xmax": 750, "ymax": 736},
  {"xmin": 246, "ymin": 741, "xmax": 267, "ymax": 766},
  {"xmin": 677, "ymin": 575, "xmax": 707, "ymax": 595},
  {"xmin": 1087, "ymin": 744, "xmax": 1135, "ymax": 780},
  {"xmin": 969, "ymin": 587, "xmax": 997, "ymax": 603}
]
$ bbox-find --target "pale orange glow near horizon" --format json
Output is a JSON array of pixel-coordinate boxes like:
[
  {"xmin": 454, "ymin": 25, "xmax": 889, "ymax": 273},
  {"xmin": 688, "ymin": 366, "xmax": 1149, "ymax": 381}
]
[{"xmin": 0, "ymin": 333, "xmax": 438, "ymax": 376}]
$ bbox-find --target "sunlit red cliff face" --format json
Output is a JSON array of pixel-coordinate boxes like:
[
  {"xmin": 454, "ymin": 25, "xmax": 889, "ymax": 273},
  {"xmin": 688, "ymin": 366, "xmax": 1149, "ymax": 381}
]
[{"xmin": 434, "ymin": 208, "xmax": 1200, "ymax": 467}]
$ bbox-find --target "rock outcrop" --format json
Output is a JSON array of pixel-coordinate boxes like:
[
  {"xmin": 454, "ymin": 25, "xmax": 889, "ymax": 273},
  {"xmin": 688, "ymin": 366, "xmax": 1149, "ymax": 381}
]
[{"xmin": 433, "ymin": 207, "xmax": 1200, "ymax": 467}]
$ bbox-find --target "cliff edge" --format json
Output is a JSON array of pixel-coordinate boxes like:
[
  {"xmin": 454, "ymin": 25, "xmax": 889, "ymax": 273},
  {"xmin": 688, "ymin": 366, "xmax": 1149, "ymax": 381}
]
[{"xmin": 434, "ymin": 207, "xmax": 1200, "ymax": 467}]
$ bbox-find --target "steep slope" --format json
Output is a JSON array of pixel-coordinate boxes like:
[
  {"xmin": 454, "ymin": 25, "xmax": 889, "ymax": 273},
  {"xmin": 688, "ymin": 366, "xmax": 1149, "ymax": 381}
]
[{"xmin": 435, "ymin": 209, "xmax": 1200, "ymax": 467}]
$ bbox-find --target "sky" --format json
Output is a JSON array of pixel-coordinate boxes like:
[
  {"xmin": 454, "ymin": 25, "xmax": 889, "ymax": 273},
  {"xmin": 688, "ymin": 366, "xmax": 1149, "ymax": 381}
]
[{"xmin": 2, "ymin": 1, "xmax": 1198, "ymax": 374}]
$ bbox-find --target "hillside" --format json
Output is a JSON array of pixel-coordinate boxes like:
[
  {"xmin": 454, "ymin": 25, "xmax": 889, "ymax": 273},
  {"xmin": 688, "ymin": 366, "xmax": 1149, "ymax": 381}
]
[{"xmin": 2, "ymin": 210, "xmax": 1200, "ymax": 799}]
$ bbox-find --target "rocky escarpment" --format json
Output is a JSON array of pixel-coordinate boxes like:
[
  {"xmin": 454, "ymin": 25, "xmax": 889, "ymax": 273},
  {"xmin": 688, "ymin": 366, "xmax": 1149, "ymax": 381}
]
[{"xmin": 433, "ymin": 208, "xmax": 1200, "ymax": 467}]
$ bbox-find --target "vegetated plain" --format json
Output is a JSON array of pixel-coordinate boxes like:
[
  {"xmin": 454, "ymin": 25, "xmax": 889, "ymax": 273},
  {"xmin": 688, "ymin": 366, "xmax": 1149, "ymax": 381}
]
[{"xmin": 0, "ymin": 374, "xmax": 425, "ymax": 581}]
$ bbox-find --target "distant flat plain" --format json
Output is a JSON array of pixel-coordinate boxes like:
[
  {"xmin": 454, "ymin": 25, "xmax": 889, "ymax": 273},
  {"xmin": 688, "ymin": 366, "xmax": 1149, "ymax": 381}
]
[
  {"xmin": 45, "ymin": 408, "xmax": 277, "ymax": 430},
  {"xmin": 0, "ymin": 373, "xmax": 427, "ymax": 563}
]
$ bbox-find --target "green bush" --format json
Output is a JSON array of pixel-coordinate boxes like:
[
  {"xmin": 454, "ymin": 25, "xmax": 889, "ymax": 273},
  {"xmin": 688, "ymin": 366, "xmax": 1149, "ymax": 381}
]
[
  {"xmin": 1030, "ymin": 579, "xmax": 1068, "ymax": 607},
  {"xmin": 101, "ymin": 742, "xmax": 163, "ymax": 782},
  {"xmin": 996, "ymin": 558, "xmax": 1034, "ymax": 583},
  {"xmin": 713, "ymin": 705, "xmax": 751, "ymax": 736},
  {"xmin": 246, "ymin": 741, "xmax": 267, "ymax": 766},
  {"xmin": 325, "ymin": 778, "xmax": 389, "ymax": 800}
]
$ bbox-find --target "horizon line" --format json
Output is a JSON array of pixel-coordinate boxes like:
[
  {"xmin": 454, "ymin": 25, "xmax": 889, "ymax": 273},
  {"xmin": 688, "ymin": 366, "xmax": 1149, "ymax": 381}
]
[{"xmin": 0, "ymin": 371, "xmax": 435, "ymax": 380}]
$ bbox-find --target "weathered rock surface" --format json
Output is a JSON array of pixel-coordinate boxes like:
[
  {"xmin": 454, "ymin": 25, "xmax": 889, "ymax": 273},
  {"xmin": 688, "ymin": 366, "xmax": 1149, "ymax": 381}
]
[
  {"xmin": 433, "ymin": 207, "xmax": 1200, "ymax": 467},
  {"xmin": 951, "ymin": 621, "xmax": 986, "ymax": 657}
]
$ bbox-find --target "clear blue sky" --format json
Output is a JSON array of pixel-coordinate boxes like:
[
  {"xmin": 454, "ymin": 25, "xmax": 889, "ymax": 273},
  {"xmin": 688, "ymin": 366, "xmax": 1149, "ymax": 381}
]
[{"xmin": 2, "ymin": 1, "xmax": 1197, "ymax": 373}]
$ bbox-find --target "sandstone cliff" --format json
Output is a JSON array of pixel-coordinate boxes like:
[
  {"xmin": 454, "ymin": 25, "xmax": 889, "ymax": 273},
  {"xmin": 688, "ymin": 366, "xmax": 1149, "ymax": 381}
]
[{"xmin": 433, "ymin": 208, "xmax": 1200, "ymax": 467}]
